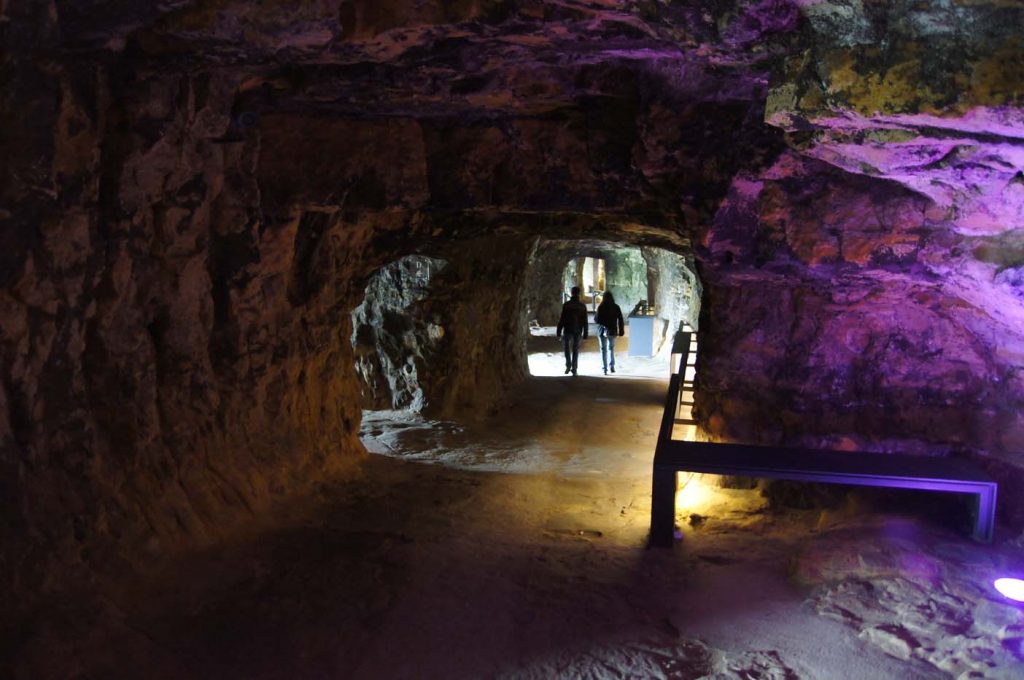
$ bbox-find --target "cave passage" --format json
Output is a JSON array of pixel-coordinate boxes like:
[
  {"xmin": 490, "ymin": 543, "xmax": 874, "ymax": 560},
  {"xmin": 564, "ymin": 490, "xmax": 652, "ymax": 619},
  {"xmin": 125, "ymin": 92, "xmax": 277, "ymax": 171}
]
[
  {"xmin": 349, "ymin": 239, "xmax": 701, "ymax": 413},
  {"xmin": 7, "ymin": 0, "xmax": 1024, "ymax": 676},
  {"xmin": 351, "ymin": 239, "xmax": 695, "ymax": 476},
  {"xmin": 525, "ymin": 240, "xmax": 701, "ymax": 377}
]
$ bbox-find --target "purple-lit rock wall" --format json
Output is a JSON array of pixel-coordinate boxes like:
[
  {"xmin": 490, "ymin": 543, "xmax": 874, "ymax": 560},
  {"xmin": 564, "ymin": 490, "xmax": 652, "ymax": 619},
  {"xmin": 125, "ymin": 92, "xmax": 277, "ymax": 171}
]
[
  {"xmin": 696, "ymin": 0, "xmax": 1024, "ymax": 522},
  {"xmin": 697, "ymin": 154, "xmax": 1022, "ymax": 458}
]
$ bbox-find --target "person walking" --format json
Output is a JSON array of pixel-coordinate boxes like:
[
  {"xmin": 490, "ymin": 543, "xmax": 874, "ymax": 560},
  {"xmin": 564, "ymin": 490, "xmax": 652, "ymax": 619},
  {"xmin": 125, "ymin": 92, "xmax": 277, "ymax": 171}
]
[
  {"xmin": 594, "ymin": 290, "xmax": 625, "ymax": 375},
  {"xmin": 556, "ymin": 286, "xmax": 589, "ymax": 376}
]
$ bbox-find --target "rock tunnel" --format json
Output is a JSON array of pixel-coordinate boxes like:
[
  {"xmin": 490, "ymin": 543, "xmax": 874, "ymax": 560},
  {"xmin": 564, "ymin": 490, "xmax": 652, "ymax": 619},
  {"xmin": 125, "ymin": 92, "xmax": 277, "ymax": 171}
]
[{"xmin": 2, "ymin": 0, "xmax": 1024, "ymax": 676}]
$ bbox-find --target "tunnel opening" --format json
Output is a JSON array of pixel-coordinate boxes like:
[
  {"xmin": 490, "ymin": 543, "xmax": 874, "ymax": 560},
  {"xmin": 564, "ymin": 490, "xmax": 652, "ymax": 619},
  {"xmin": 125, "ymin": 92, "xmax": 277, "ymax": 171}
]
[
  {"xmin": 523, "ymin": 238, "xmax": 701, "ymax": 378},
  {"xmin": 350, "ymin": 236, "xmax": 703, "ymax": 415},
  {"xmin": 350, "ymin": 254, "xmax": 449, "ymax": 413},
  {"xmin": 350, "ymin": 234, "xmax": 704, "ymax": 479},
  {"xmin": 349, "ymin": 231, "xmax": 536, "ymax": 427}
]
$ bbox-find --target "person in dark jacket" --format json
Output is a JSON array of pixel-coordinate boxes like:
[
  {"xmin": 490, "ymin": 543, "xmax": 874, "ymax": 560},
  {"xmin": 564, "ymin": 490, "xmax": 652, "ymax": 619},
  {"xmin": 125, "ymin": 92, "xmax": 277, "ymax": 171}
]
[
  {"xmin": 556, "ymin": 286, "xmax": 589, "ymax": 376},
  {"xmin": 594, "ymin": 290, "xmax": 625, "ymax": 375}
]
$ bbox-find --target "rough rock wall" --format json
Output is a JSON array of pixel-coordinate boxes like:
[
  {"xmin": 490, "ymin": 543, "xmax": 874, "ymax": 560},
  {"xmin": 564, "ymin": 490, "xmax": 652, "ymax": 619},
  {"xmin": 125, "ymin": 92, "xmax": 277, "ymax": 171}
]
[
  {"xmin": 695, "ymin": 153, "xmax": 1024, "ymax": 524},
  {"xmin": 603, "ymin": 248, "xmax": 649, "ymax": 318},
  {"xmin": 0, "ymin": 66, "xmax": 374, "ymax": 607},
  {"xmin": 9, "ymin": 5, "xmax": 724, "ymax": 601},
  {"xmin": 568, "ymin": 249, "xmax": 650, "ymax": 317},
  {"xmin": 524, "ymin": 243, "xmax": 578, "ymax": 326},
  {"xmin": 561, "ymin": 257, "xmax": 580, "ymax": 307},
  {"xmin": 767, "ymin": 0, "xmax": 1024, "ymax": 236},
  {"xmin": 351, "ymin": 240, "xmax": 531, "ymax": 416},
  {"xmin": 418, "ymin": 234, "xmax": 535, "ymax": 417},
  {"xmin": 684, "ymin": 0, "xmax": 1024, "ymax": 524},
  {"xmin": 643, "ymin": 247, "xmax": 701, "ymax": 343},
  {"xmin": 343, "ymin": 229, "xmax": 539, "ymax": 422},
  {"xmin": 2, "ymin": 63, "xmax": 547, "ymax": 605}
]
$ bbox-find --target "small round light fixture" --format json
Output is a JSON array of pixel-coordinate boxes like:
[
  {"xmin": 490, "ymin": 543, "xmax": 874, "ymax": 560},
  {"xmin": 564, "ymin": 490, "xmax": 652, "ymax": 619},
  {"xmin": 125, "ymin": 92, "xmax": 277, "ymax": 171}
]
[{"xmin": 993, "ymin": 578, "xmax": 1024, "ymax": 602}]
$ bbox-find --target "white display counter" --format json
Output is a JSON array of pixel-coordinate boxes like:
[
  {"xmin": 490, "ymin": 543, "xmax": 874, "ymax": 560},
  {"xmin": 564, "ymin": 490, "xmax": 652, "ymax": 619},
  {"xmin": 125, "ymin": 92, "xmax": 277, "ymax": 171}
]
[{"xmin": 627, "ymin": 315, "xmax": 656, "ymax": 357}]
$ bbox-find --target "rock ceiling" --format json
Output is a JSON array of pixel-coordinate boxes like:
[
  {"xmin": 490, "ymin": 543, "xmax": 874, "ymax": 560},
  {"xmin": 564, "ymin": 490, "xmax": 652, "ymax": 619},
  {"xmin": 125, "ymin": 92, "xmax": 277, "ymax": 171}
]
[{"xmin": 26, "ymin": 1, "xmax": 1021, "ymax": 236}]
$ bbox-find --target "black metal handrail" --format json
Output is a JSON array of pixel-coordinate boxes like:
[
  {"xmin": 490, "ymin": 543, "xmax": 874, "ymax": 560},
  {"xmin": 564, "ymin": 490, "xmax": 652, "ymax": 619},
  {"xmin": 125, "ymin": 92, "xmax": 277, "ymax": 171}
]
[{"xmin": 649, "ymin": 331, "xmax": 997, "ymax": 546}]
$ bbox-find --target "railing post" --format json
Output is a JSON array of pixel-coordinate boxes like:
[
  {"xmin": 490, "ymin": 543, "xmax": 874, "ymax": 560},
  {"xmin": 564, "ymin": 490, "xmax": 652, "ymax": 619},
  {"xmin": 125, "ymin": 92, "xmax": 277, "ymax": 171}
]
[
  {"xmin": 650, "ymin": 467, "xmax": 677, "ymax": 547},
  {"xmin": 658, "ymin": 374, "xmax": 681, "ymax": 446},
  {"xmin": 972, "ymin": 486, "xmax": 997, "ymax": 543},
  {"xmin": 650, "ymin": 365, "xmax": 683, "ymax": 548},
  {"xmin": 669, "ymin": 331, "xmax": 691, "ymax": 377}
]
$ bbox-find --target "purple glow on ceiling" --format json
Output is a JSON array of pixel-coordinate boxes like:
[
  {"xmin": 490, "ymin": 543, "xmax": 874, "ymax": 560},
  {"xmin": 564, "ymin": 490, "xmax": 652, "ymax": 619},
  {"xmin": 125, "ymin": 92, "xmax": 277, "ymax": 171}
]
[{"xmin": 764, "ymin": 99, "xmax": 1024, "ymax": 236}]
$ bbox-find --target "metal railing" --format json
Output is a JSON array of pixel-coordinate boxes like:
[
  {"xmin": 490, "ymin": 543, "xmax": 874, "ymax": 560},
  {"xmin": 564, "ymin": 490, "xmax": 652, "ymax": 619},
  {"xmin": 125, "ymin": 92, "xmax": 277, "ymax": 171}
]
[{"xmin": 649, "ymin": 331, "xmax": 997, "ymax": 547}]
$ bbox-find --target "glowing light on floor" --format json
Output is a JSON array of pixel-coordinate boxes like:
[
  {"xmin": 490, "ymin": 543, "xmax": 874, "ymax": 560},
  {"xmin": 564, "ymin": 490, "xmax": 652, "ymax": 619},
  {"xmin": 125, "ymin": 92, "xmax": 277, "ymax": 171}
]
[
  {"xmin": 676, "ymin": 473, "xmax": 714, "ymax": 511},
  {"xmin": 993, "ymin": 578, "xmax": 1024, "ymax": 602}
]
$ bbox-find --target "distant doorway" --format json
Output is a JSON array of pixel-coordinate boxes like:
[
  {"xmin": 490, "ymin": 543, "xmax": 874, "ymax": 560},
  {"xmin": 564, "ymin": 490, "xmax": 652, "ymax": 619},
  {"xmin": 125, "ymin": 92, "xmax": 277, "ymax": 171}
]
[{"xmin": 580, "ymin": 256, "xmax": 606, "ymax": 307}]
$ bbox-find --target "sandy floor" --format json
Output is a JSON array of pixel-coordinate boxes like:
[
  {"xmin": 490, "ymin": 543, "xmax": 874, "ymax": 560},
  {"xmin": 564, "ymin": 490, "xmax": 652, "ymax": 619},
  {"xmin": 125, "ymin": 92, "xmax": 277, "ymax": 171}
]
[{"xmin": 10, "ymin": 332, "xmax": 1024, "ymax": 678}]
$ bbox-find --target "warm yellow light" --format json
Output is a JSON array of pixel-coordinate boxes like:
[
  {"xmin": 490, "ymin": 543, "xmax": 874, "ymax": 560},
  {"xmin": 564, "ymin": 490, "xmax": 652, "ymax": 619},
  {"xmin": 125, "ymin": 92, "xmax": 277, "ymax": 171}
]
[{"xmin": 675, "ymin": 473, "xmax": 714, "ymax": 511}]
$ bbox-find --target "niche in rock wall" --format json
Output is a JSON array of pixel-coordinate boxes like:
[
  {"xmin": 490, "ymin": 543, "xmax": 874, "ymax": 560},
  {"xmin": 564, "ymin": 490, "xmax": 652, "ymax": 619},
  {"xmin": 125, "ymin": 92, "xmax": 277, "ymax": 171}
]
[{"xmin": 351, "ymin": 255, "xmax": 448, "ymax": 411}]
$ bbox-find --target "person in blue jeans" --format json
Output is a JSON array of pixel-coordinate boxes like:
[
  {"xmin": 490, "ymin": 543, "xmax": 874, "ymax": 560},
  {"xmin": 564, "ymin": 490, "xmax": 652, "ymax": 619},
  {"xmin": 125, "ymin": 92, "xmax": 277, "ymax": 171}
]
[
  {"xmin": 556, "ymin": 286, "xmax": 589, "ymax": 375},
  {"xmin": 594, "ymin": 291, "xmax": 625, "ymax": 375}
]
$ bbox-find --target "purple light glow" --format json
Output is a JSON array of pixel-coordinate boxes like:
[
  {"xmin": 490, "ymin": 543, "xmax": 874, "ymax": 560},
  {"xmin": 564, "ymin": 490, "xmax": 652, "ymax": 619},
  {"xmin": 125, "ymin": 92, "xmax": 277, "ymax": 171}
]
[{"xmin": 993, "ymin": 578, "xmax": 1024, "ymax": 602}]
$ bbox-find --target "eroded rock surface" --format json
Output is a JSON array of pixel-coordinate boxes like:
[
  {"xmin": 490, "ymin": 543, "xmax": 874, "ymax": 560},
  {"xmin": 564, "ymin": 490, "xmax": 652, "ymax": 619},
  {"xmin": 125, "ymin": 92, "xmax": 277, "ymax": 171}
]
[{"xmin": 796, "ymin": 524, "xmax": 1024, "ymax": 677}]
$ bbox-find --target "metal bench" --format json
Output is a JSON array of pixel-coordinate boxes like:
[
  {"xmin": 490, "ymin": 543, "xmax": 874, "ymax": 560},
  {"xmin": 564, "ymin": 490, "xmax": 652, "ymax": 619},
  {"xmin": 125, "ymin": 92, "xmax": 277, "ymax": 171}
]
[{"xmin": 650, "ymin": 332, "xmax": 998, "ymax": 546}]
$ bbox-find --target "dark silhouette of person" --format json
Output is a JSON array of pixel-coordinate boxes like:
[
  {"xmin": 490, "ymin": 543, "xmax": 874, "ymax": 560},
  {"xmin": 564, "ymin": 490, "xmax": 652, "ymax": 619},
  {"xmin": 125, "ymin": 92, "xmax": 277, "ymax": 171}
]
[
  {"xmin": 556, "ymin": 286, "xmax": 589, "ymax": 375},
  {"xmin": 595, "ymin": 290, "xmax": 625, "ymax": 374}
]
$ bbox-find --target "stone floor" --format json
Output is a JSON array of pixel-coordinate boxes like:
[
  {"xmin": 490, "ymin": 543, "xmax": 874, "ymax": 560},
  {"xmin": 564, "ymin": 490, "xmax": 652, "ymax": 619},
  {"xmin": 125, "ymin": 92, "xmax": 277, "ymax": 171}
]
[{"xmin": 7, "ymin": 333, "xmax": 1024, "ymax": 678}]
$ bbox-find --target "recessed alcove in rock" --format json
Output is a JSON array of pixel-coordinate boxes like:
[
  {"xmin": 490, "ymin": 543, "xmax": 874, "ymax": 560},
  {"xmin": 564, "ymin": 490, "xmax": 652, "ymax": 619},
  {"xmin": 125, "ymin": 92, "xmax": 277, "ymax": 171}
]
[{"xmin": 3, "ymin": 0, "xmax": 1024, "ymax": 676}]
